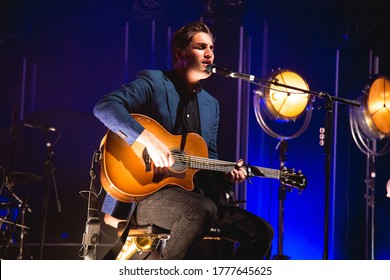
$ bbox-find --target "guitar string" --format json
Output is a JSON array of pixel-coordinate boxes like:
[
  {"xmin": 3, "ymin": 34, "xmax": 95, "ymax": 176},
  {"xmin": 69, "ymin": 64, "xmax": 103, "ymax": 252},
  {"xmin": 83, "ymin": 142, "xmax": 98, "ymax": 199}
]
[
  {"xmin": 170, "ymin": 153, "xmax": 304, "ymax": 187},
  {"xmin": 172, "ymin": 153, "xmax": 234, "ymax": 172},
  {"xmin": 171, "ymin": 153, "xmax": 280, "ymax": 176}
]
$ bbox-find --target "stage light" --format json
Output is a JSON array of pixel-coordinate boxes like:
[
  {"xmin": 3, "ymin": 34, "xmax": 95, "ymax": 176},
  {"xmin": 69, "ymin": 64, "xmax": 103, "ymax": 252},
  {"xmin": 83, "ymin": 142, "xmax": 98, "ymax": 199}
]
[
  {"xmin": 365, "ymin": 76, "xmax": 390, "ymax": 137},
  {"xmin": 264, "ymin": 70, "xmax": 311, "ymax": 120},
  {"xmin": 254, "ymin": 69, "xmax": 311, "ymax": 260},
  {"xmin": 254, "ymin": 69, "xmax": 312, "ymax": 139},
  {"xmin": 349, "ymin": 76, "xmax": 390, "ymax": 155},
  {"xmin": 349, "ymin": 75, "xmax": 390, "ymax": 260},
  {"xmin": 351, "ymin": 76, "xmax": 390, "ymax": 140}
]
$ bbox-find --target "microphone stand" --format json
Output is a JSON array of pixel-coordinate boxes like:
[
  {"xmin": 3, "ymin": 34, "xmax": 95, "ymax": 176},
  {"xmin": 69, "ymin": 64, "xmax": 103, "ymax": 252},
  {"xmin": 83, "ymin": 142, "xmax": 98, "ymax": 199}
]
[
  {"xmin": 39, "ymin": 130, "xmax": 62, "ymax": 259},
  {"xmin": 210, "ymin": 65, "xmax": 361, "ymax": 259}
]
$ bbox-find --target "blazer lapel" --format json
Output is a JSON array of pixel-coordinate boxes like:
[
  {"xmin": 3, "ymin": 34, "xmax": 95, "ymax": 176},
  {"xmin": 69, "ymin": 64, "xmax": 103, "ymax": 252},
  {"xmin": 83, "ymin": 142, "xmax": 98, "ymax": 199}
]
[{"xmin": 164, "ymin": 80, "xmax": 180, "ymax": 131}]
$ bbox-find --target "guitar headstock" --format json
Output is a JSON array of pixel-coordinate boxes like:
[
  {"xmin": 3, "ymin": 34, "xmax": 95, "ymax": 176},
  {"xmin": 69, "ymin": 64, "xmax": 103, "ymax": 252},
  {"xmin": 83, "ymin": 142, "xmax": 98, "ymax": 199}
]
[{"xmin": 279, "ymin": 168, "xmax": 307, "ymax": 191}]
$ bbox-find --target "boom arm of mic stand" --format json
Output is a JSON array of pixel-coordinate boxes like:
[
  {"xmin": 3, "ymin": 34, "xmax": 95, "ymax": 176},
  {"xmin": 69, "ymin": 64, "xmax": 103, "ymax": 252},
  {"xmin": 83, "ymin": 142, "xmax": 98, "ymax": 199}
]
[{"xmin": 230, "ymin": 71, "xmax": 362, "ymax": 108}]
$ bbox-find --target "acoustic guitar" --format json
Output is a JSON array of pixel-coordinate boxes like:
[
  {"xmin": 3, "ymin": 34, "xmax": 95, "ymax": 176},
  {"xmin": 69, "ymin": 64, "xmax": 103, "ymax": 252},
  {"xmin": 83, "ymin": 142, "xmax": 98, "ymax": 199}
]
[{"xmin": 99, "ymin": 114, "xmax": 307, "ymax": 202}]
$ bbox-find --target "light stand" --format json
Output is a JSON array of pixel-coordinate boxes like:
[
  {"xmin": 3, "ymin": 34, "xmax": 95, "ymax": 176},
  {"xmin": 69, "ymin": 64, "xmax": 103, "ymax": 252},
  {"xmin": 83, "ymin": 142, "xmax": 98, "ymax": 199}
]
[
  {"xmin": 349, "ymin": 74, "xmax": 390, "ymax": 260},
  {"xmin": 207, "ymin": 64, "xmax": 361, "ymax": 259},
  {"xmin": 365, "ymin": 142, "xmax": 376, "ymax": 260},
  {"xmin": 252, "ymin": 69, "xmax": 312, "ymax": 259},
  {"xmin": 273, "ymin": 139, "xmax": 290, "ymax": 260}
]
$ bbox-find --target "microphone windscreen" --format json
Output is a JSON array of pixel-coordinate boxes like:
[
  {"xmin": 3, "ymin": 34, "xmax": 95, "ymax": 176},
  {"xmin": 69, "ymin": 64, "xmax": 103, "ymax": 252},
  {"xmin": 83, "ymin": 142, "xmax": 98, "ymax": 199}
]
[{"xmin": 206, "ymin": 63, "xmax": 215, "ymax": 74}]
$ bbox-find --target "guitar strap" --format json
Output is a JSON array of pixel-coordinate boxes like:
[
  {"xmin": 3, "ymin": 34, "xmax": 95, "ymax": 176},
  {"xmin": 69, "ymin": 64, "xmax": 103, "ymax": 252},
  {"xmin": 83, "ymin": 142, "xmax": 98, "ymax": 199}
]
[
  {"xmin": 102, "ymin": 202, "xmax": 138, "ymax": 260},
  {"xmin": 180, "ymin": 133, "xmax": 187, "ymax": 151}
]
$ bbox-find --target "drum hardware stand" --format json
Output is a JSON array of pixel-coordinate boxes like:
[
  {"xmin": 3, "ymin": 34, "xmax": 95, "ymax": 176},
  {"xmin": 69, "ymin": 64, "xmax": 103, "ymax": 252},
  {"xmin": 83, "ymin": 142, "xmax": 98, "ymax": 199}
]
[
  {"xmin": 16, "ymin": 199, "xmax": 30, "ymax": 259},
  {"xmin": 0, "ymin": 179, "xmax": 31, "ymax": 259},
  {"xmin": 39, "ymin": 130, "xmax": 62, "ymax": 260}
]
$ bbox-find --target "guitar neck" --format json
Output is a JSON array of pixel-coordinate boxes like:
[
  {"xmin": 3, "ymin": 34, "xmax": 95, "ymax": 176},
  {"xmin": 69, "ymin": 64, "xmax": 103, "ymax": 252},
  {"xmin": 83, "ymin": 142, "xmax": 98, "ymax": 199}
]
[{"xmin": 178, "ymin": 154, "xmax": 280, "ymax": 180}]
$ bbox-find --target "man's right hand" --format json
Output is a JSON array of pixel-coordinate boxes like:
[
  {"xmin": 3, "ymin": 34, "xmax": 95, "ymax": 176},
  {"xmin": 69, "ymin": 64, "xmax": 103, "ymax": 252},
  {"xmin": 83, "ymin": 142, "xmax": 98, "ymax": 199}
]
[{"xmin": 136, "ymin": 129, "xmax": 175, "ymax": 168}]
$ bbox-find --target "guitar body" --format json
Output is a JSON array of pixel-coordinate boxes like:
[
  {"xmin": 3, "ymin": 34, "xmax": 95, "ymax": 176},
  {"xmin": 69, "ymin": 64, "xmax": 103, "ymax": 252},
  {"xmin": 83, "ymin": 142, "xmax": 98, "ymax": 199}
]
[{"xmin": 100, "ymin": 114, "xmax": 208, "ymax": 202}]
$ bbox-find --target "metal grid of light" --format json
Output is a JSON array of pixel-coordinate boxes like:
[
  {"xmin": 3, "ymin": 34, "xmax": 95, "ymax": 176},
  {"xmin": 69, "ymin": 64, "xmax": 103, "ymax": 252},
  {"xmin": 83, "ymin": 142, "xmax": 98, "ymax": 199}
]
[
  {"xmin": 366, "ymin": 76, "xmax": 390, "ymax": 136},
  {"xmin": 265, "ymin": 70, "xmax": 310, "ymax": 120},
  {"xmin": 349, "ymin": 76, "xmax": 390, "ymax": 156},
  {"xmin": 254, "ymin": 69, "xmax": 312, "ymax": 139},
  {"xmin": 352, "ymin": 76, "xmax": 390, "ymax": 140}
]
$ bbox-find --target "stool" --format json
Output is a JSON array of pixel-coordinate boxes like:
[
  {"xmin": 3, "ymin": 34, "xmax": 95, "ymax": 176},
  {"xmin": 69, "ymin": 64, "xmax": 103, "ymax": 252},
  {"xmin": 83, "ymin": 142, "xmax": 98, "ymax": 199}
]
[
  {"xmin": 116, "ymin": 224, "xmax": 236, "ymax": 260},
  {"xmin": 114, "ymin": 192, "xmax": 242, "ymax": 260},
  {"xmin": 116, "ymin": 223, "xmax": 170, "ymax": 260}
]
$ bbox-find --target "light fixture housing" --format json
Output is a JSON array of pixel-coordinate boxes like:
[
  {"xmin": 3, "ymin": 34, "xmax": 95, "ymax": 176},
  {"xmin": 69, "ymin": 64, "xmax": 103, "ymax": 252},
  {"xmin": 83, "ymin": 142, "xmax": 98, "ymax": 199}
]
[
  {"xmin": 352, "ymin": 76, "xmax": 390, "ymax": 139},
  {"xmin": 254, "ymin": 69, "xmax": 312, "ymax": 139},
  {"xmin": 263, "ymin": 70, "xmax": 311, "ymax": 121}
]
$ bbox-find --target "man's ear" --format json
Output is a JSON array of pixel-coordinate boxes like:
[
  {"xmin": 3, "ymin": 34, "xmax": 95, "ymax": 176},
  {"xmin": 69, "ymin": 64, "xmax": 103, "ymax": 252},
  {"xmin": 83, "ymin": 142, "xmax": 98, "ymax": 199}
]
[{"xmin": 175, "ymin": 48, "xmax": 185, "ymax": 61}]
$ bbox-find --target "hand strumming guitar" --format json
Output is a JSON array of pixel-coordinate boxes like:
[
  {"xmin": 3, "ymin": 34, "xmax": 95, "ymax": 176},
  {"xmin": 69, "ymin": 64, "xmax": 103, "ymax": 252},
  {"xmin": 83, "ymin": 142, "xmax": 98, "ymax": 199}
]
[{"xmin": 136, "ymin": 129, "xmax": 175, "ymax": 168}]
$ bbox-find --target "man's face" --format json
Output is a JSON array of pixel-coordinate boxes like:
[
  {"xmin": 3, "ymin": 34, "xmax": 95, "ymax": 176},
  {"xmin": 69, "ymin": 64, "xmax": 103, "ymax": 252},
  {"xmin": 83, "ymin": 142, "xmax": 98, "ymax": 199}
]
[{"xmin": 176, "ymin": 32, "xmax": 214, "ymax": 81}]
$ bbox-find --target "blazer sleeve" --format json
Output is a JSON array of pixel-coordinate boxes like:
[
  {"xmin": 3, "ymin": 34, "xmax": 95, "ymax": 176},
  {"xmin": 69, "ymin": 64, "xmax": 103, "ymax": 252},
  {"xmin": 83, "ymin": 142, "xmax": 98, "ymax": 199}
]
[{"xmin": 93, "ymin": 70, "xmax": 166, "ymax": 145}]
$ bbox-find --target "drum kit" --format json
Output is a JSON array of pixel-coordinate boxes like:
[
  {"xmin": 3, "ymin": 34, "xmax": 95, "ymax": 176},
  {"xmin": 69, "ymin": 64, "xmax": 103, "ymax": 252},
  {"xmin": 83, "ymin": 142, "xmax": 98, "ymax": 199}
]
[
  {"xmin": 0, "ymin": 166, "xmax": 42, "ymax": 259},
  {"xmin": 0, "ymin": 107, "xmax": 62, "ymax": 259}
]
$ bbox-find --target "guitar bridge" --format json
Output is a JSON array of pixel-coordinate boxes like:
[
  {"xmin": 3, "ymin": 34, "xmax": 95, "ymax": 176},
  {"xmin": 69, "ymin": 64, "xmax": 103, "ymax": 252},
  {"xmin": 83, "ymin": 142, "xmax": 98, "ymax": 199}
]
[{"xmin": 143, "ymin": 148, "xmax": 151, "ymax": 172}]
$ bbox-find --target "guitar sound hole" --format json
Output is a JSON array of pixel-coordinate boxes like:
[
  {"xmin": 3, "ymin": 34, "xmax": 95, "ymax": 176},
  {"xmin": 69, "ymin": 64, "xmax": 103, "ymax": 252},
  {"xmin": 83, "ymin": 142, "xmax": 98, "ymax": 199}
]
[{"xmin": 171, "ymin": 149, "xmax": 188, "ymax": 173}]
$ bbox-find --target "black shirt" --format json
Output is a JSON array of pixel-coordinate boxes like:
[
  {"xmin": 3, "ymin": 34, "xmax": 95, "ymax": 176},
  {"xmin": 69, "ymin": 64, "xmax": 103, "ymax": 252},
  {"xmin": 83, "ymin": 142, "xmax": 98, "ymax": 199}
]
[{"xmin": 166, "ymin": 70, "xmax": 201, "ymax": 135}]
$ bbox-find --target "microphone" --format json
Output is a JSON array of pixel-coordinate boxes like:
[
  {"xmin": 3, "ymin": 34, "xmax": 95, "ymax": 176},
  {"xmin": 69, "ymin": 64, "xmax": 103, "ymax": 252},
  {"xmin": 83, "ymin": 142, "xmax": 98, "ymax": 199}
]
[
  {"xmin": 206, "ymin": 63, "xmax": 234, "ymax": 77},
  {"xmin": 24, "ymin": 122, "xmax": 57, "ymax": 132},
  {"xmin": 206, "ymin": 63, "xmax": 256, "ymax": 82}
]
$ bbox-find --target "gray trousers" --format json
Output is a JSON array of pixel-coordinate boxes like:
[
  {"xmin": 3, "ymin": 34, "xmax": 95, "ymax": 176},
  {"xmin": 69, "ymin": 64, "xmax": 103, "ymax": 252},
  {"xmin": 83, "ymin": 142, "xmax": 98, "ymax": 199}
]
[{"xmin": 135, "ymin": 186, "xmax": 274, "ymax": 260}]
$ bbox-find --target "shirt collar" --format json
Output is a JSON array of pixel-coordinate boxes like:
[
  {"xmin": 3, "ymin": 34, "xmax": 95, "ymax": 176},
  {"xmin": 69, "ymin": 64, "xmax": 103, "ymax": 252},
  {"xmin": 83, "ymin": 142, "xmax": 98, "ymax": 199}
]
[{"xmin": 166, "ymin": 69, "xmax": 202, "ymax": 94}]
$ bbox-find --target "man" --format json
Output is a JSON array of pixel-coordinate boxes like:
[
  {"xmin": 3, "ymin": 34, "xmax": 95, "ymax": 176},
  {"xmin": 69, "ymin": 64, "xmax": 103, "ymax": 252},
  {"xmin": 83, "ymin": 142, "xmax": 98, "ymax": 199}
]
[{"xmin": 94, "ymin": 21, "xmax": 274, "ymax": 260}]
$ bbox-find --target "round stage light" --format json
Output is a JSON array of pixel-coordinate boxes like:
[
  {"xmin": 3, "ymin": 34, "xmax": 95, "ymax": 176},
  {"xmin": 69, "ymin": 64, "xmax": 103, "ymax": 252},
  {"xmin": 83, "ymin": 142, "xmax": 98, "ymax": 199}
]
[
  {"xmin": 263, "ymin": 70, "xmax": 311, "ymax": 120},
  {"xmin": 254, "ymin": 69, "xmax": 312, "ymax": 140},
  {"xmin": 353, "ymin": 76, "xmax": 390, "ymax": 139}
]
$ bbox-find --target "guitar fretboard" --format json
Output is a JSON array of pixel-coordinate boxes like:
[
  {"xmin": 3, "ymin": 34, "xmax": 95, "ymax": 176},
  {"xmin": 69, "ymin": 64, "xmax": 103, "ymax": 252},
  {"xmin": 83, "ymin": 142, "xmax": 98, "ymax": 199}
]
[{"xmin": 172, "ymin": 153, "xmax": 280, "ymax": 180}]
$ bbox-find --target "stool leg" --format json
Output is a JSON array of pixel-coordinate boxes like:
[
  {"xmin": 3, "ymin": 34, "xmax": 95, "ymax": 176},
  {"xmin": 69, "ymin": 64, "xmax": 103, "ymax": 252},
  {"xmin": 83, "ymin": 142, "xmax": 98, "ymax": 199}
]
[{"xmin": 116, "ymin": 234, "xmax": 169, "ymax": 260}]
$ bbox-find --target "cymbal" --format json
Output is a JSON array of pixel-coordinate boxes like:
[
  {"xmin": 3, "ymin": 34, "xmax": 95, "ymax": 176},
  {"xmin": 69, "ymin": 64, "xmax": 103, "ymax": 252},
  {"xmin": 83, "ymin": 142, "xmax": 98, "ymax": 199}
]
[
  {"xmin": 0, "ymin": 201, "xmax": 11, "ymax": 208},
  {"xmin": 9, "ymin": 172, "xmax": 42, "ymax": 185}
]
